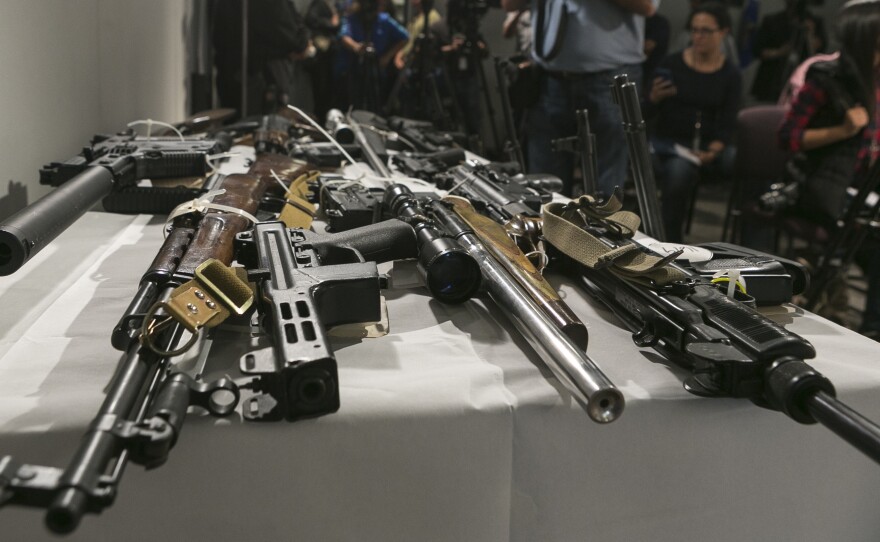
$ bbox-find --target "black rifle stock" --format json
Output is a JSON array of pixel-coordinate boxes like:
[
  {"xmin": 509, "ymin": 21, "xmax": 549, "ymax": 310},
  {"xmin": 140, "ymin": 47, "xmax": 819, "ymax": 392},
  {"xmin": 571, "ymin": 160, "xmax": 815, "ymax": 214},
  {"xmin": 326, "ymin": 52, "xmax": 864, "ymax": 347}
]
[{"xmin": 0, "ymin": 131, "xmax": 223, "ymax": 275}]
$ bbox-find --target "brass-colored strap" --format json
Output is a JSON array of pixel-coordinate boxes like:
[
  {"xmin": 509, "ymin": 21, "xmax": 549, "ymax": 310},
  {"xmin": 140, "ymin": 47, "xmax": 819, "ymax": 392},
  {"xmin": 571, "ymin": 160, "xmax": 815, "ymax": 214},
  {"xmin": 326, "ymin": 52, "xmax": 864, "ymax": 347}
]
[
  {"xmin": 543, "ymin": 196, "xmax": 687, "ymax": 286},
  {"xmin": 140, "ymin": 259, "xmax": 255, "ymax": 356}
]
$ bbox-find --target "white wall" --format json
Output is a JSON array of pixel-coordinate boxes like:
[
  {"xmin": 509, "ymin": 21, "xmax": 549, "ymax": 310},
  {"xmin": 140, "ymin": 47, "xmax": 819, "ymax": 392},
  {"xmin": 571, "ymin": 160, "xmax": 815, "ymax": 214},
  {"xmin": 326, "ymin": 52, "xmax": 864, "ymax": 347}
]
[{"xmin": 0, "ymin": 0, "xmax": 188, "ymax": 219}]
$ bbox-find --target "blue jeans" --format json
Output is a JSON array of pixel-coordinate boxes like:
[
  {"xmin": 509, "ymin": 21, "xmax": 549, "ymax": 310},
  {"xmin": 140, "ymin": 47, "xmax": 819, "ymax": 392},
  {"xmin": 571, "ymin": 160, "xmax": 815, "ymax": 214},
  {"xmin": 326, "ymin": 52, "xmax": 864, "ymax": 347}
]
[
  {"xmin": 527, "ymin": 64, "xmax": 642, "ymax": 197},
  {"xmin": 653, "ymin": 145, "xmax": 736, "ymax": 243}
]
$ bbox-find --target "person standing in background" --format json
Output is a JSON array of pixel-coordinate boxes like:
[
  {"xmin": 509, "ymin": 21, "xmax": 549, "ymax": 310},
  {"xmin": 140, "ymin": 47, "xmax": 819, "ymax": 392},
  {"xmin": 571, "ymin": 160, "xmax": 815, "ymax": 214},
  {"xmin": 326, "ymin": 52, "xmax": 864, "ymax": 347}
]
[
  {"xmin": 306, "ymin": 0, "xmax": 342, "ymax": 121},
  {"xmin": 213, "ymin": 0, "xmax": 314, "ymax": 117},
  {"xmin": 502, "ymin": 4, "xmax": 532, "ymax": 58},
  {"xmin": 751, "ymin": 0, "xmax": 826, "ymax": 103},
  {"xmin": 338, "ymin": 0, "xmax": 409, "ymax": 111},
  {"xmin": 502, "ymin": 0, "xmax": 658, "ymax": 198},
  {"xmin": 643, "ymin": 11, "xmax": 670, "ymax": 91}
]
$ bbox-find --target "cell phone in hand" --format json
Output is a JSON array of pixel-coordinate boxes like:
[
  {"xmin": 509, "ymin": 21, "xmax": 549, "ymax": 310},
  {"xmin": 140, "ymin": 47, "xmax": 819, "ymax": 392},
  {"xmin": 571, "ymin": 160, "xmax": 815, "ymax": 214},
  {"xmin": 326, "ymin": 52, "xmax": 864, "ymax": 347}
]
[{"xmin": 654, "ymin": 67, "xmax": 673, "ymax": 84}]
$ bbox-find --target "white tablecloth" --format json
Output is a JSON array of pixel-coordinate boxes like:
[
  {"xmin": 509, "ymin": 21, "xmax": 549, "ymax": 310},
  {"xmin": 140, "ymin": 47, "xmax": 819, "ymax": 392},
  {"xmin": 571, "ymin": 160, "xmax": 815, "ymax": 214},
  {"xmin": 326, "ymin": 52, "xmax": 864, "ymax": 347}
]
[{"xmin": 2, "ymin": 212, "xmax": 880, "ymax": 541}]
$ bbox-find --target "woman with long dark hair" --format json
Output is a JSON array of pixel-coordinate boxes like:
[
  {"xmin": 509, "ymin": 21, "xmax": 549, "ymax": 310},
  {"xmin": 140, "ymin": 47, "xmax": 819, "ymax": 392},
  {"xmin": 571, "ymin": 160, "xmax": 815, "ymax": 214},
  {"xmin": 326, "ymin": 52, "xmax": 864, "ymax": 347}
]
[{"xmin": 778, "ymin": 0, "xmax": 880, "ymax": 335}]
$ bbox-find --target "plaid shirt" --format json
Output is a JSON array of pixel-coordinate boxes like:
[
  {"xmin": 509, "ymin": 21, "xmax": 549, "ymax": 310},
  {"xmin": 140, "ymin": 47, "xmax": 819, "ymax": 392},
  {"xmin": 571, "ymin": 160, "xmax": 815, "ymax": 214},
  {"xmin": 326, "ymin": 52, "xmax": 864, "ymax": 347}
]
[{"xmin": 779, "ymin": 79, "xmax": 880, "ymax": 173}]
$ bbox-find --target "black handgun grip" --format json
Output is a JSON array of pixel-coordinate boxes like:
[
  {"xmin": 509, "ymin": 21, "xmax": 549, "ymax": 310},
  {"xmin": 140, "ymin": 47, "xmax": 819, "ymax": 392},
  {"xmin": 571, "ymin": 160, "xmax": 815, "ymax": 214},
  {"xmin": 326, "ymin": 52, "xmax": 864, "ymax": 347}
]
[
  {"xmin": 0, "ymin": 166, "xmax": 115, "ymax": 275},
  {"xmin": 310, "ymin": 219, "xmax": 418, "ymax": 264}
]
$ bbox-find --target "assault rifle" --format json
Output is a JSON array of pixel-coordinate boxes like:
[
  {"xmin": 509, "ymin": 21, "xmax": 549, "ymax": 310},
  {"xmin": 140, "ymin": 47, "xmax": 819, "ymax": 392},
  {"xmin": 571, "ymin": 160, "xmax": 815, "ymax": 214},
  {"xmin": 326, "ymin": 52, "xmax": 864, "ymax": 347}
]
[
  {"xmin": 0, "ymin": 131, "xmax": 419, "ymax": 532},
  {"xmin": 0, "ymin": 130, "xmax": 225, "ymax": 275},
  {"xmin": 542, "ymin": 196, "xmax": 880, "ymax": 463}
]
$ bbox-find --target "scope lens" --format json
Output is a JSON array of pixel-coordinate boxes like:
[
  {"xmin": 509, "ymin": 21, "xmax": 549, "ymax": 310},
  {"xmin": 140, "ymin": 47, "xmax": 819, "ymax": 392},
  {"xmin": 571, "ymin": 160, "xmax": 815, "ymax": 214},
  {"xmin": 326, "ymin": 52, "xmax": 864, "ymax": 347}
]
[{"xmin": 425, "ymin": 251, "xmax": 481, "ymax": 304}]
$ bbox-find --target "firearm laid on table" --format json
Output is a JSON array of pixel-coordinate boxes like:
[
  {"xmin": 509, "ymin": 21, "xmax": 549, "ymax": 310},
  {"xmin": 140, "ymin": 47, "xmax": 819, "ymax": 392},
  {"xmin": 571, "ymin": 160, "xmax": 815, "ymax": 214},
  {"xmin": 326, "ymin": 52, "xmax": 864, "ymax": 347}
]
[
  {"xmin": 336, "ymin": 111, "xmax": 624, "ymax": 422},
  {"xmin": 541, "ymin": 193, "xmax": 880, "ymax": 464},
  {"xmin": 0, "ymin": 127, "xmax": 228, "ymax": 276},
  {"xmin": 382, "ymin": 184, "xmax": 623, "ymax": 423},
  {"xmin": 0, "ymin": 116, "xmax": 420, "ymax": 533}
]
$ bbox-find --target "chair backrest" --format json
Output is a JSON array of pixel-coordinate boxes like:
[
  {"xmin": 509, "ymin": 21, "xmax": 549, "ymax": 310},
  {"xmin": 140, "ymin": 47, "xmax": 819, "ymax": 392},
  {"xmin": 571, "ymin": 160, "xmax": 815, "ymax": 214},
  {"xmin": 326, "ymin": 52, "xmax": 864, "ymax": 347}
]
[
  {"xmin": 734, "ymin": 105, "xmax": 790, "ymax": 190},
  {"xmin": 723, "ymin": 105, "xmax": 792, "ymax": 244}
]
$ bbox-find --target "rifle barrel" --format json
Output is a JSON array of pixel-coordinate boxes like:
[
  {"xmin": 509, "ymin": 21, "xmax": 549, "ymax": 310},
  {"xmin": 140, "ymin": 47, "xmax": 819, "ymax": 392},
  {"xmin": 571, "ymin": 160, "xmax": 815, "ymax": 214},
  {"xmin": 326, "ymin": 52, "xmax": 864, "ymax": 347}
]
[
  {"xmin": 431, "ymin": 200, "xmax": 623, "ymax": 422},
  {"xmin": 612, "ymin": 76, "xmax": 666, "ymax": 241},
  {"xmin": 0, "ymin": 166, "xmax": 115, "ymax": 275},
  {"xmin": 806, "ymin": 390, "xmax": 880, "ymax": 465}
]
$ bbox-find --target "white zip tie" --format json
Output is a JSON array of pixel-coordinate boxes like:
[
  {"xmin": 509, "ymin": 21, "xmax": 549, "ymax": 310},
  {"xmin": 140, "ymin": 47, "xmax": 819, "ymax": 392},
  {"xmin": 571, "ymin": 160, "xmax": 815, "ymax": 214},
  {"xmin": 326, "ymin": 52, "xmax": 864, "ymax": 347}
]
[
  {"xmin": 127, "ymin": 119, "xmax": 184, "ymax": 141},
  {"xmin": 205, "ymin": 151, "xmax": 241, "ymax": 176},
  {"xmin": 287, "ymin": 105, "xmax": 399, "ymax": 186},
  {"xmin": 164, "ymin": 189, "xmax": 258, "ymax": 235},
  {"xmin": 270, "ymin": 169, "xmax": 296, "ymax": 198},
  {"xmin": 712, "ymin": 269, "xmax": 747, "ymax": 299}
]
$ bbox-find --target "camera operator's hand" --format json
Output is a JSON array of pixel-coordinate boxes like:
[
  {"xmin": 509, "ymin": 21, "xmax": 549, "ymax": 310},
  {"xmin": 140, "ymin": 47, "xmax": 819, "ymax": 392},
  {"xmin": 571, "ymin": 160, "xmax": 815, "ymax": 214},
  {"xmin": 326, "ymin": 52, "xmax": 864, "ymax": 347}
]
[
  {"xmin": 843, "ymin": 106, "xmax": 869, "ymax": 138},
  {"xmin": 649, "ymin": 77, "xmax": 677, "ymax": 104}
]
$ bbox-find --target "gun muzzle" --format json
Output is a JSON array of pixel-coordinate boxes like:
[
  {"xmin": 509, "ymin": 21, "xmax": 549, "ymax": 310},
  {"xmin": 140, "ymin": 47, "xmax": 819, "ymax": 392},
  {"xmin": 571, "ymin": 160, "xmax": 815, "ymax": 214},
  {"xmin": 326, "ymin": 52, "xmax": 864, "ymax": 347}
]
[{"xmin": 325, "ymin": 109, "xmax": 355, "ymax": 144}]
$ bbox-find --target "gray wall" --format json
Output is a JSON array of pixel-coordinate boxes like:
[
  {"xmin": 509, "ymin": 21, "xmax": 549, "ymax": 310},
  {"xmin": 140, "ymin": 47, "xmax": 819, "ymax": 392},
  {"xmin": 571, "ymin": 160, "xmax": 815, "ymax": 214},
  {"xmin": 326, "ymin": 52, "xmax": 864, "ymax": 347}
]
[{"xmin": 0, "ymin": 0, "xmax": 188, "ymax": 220}]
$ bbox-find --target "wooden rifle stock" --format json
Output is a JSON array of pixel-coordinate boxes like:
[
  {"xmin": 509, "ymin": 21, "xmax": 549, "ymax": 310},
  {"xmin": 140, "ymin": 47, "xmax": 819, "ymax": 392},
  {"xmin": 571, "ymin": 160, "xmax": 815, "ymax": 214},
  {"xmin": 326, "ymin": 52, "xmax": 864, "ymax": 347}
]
[
  {"xmin": 0, "ymin": 149, "xmax": 317, "ymax": 533},
  {"xmin": 176, "ymin": 155, "xmax": 312, "ymax": 275},
  {"xmin": 444, "ymin": 196, "xmax": 588, "ymax": 350}
]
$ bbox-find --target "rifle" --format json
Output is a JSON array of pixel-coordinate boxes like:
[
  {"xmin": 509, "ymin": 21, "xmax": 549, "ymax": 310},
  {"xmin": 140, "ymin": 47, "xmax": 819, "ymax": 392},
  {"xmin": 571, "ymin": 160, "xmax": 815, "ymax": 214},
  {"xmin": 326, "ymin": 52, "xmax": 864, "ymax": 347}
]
[
  {"xmin": 383, "ymin": 183, "xmax": 624, "ymax": 423},
  {"xmin": 551, "ymin": 110, "xmax": 598, "ymax": 197},
  {"xmin": 611, "ymin": 74, "xmax": 666, "ymax": 240},
  {"xmin": 0, "ymin": 136, "xmax": 418, "ymax": 531},
  {"xmin": 391, "ymin": 148, "xmax": 467, "ymax": 182},
  {"xmin": 0, "ymin": 130, "xmax": 225, "ymax": 275},
  {"xmin": 386, "ymin": 116, "xmax": 464, "ymax": 153},
  {"xmin": 428, "ymin": 162, "xmax": 586, "ymax": 348},
  {"xmin": 492, "ymin": 57, "xmax": 525, "ymax": 173},
  {"xmin": 542, "ymin": 195, "xmax": 880, "ymax": 463}
]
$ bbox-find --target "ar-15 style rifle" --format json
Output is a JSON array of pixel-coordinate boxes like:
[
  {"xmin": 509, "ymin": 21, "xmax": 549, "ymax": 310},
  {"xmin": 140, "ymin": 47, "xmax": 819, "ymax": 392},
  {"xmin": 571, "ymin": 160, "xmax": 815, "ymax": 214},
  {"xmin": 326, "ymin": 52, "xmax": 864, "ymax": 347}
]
[
  {"xmin": 0, "ymin": 130, "xmax": 227, "ymax": 276},
  {"xmin": 542, "ymin": 195, "xmax": 880, "ymax": 463},
  {"xmin": 0, "ymin": 127, "xmax": 419, "ymax": 532}
]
